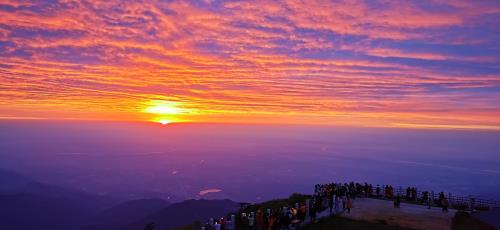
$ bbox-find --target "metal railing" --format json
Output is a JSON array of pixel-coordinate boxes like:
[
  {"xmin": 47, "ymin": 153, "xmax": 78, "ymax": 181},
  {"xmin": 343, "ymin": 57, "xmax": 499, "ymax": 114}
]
[
  {"xmin": 390, "ymin": 186, "xmax": 500, "ymax": 210},
  {"xmin": 317, "ymin": 183, "xmax": 500, "ymax": 211}
]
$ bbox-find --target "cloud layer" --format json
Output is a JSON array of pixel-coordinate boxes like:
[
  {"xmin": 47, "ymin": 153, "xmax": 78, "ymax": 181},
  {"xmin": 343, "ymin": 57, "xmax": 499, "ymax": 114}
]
[{"xmin": 1, "ymin": 0, "xmax": 499, "ymax": 129}]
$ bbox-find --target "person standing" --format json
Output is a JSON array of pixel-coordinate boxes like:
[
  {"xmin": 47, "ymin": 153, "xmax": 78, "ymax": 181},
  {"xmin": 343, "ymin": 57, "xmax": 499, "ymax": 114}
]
[
  {"xmin": 394, "ymin": 195, "xmax": 401, "ymax": 208},
  {"xmin": 248, "ymin": 213, "xmax": 255, "ymax": 230},
  {"xmin": 442, "ymin": 197, "xmax": 449, "ymax": 212},
  {"xmin": 342, "ymin": 196, "xmax": 346, "ymax": 211},
  {"xmin": 334, "ymin": 196, "xmax": 340, "ymax": 213},
  {"xmin": 256, "ymin": 210, "xmax": 264, "ymax": 230},
  {"xmin": 299, "ymin": 203, "xmax": 306, "ymax": 222},
  {"xmin": 267, "ymin": 212, "xmax": 276, "ymax": 230},
  {"xmin": 220, "ymin": 218, "xmax": 226, "ymax": 230},
  {"xmin": 309, "ymin": 203, "xmax": 317, "ymax": 223},
  {"xmin": 346, "ymin": 197, "xmax": 353, "ymax": 213},
  {"xmin": 283, "ymin": 209, "xmax": 291, "ymax": 230},
  {"xmin": 329, "ymin": 195, "xmax": 334, "ymax": 214}
]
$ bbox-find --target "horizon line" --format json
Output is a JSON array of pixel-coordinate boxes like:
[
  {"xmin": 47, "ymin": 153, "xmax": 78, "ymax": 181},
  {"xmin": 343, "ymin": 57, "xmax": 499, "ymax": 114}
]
[{"xmin": 1, "ymin": 116, "xmax": 499, "ymax": 132}]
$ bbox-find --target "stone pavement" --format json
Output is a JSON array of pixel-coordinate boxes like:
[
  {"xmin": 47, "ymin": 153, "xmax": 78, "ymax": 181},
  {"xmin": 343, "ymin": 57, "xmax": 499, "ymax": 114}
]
[{"xmin": 299, "ymin": 198, "xmax": 456, "ymax": 230}]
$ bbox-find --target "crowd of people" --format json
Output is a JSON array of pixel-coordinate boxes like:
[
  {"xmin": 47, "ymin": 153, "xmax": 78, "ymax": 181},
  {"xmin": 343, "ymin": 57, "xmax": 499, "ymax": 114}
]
[
  {"xmin": 203, "ymin": 191, "xmax": 356, "ymax": 230},
  {"xmin": 201, "ymin": 181, "xmax": 468, "ymax": 229},
  {"xmin": 314, "ymin": 182, "xmax": 397, "ymax": 199},
  {"xmin": 314, "ymin": 182, "xmax": 454, "ymax": 213},
  {"xmin": 236, "ymin": 201, "xmax": 330, "ymax": 230},
  {"xmin": 233, "ymin": 183, "xmax": 360, "ymax": 229},
  {"xmin": 202, "ymin": 216, "xmax": 234, "ymax": 230},
  {"xmin": 239, "ymin": 208, "xmax": 296, "ymax": 230}
]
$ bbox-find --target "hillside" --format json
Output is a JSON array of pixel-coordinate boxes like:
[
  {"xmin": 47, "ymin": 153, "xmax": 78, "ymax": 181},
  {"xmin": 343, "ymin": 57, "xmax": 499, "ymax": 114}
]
[
  {"xmin": 82, "ymin": 198, "xmax": 170, "ymax": 230},
  {"xmin": 0, "ymin": 170, "xmax": 119, "ymax": 230},
  {"xmin": 125, "ymin": 199, "xmax": 240, "ymax": 230}
]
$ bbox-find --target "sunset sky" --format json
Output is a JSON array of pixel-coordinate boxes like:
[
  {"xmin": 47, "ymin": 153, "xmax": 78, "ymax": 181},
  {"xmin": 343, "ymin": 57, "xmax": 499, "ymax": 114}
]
[{"xmin": 1, "ymin": 0, "xmax": 499, "ymax": 129}]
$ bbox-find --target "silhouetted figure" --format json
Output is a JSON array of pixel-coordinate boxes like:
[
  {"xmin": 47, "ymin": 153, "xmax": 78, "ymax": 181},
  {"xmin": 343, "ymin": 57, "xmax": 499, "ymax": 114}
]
[
  {"xmin": 334, "ymin": 196, "xmax": 340, "ymax": 213},
  {"xmin": 442, "ymin": 197, "xmax": 449, "ymax": 212},
  {"xmin": 299, "ymin": 203, "xmax": 307, "ymax": 221},
  {"xmin": 267, "ymin": 212, "xmax": 276, "ymax": 230},
  {"xmin": 309, "ymin": 203, "xmax": 317, "ymax": 222},
  {"xmin": 438, "ymin": 192, "xmax": 445, "ymax": 207},
  {"xmin": 329, "ymin": 195, "xmax": 334, "ymax": 214},
  {"xmin": 422, "ymin": 191, "xmax": 429, "ymax": 204},
  {"xmin": 470, "ymin": 198, "xmax": 476, "ymax": 213},
  {"xmin": 394, "ymin": 196, "xmax": 401, "ymax": 208},
  {"xmin": 283, "ymin": 209, "xmax": 291, "ymax": 230},
  {"xmin": 248, "ymin": 213, "xmax": 255, "ymax": 230},
  {"xmin": 346, "ymin": 197, "xmax": 353, "ymax": 213},
  {"xmin": 220, "ymin": 217, "xmax": 225, "ymax": 230},
  {"xmin": 256, "ymin": 210, "xmax": 264, "ymax": 230}
]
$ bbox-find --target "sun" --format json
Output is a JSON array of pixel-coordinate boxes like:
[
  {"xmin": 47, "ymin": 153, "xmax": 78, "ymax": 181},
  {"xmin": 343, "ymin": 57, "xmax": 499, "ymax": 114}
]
[
  {"xmin": 159, "ymin": 119, "xmax": 170, "ymax": 125},
  {"xmin": 143, "ymin": 100, "xmax": 195, "ymax": 125}
]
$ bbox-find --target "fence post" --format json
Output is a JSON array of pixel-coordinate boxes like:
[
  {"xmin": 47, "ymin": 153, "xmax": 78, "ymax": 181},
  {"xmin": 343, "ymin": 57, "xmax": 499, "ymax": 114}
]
[
  {"xmin": 448, "ymin": 193, "xmax": 453, "ymax": 207},
  {"xmin": 431, "ymin": 191, "xmax": 435, "ymax": 207},
  {"xmin": 469, "ymin": 196, "xmax": 473, "ymax": 211},
  {"xmin": 381, "ymin": 185, "xmax": 384, "ymax": 198}
]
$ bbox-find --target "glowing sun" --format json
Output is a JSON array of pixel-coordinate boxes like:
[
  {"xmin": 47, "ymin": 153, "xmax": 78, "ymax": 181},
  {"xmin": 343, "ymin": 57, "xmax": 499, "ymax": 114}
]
[
  {"xmin": 159, "ymin": 119, "xmax": 170, "ymax": 125},
  {"xmin": 143, "ymin": 100, "xmax": 195, "ymax": 125}
]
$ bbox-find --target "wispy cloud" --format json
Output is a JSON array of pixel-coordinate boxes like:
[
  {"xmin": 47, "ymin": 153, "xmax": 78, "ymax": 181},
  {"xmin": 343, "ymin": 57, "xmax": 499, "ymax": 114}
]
[{"xmin": 0, "ymin": 0, "xmax": 499, "ymax": 129}]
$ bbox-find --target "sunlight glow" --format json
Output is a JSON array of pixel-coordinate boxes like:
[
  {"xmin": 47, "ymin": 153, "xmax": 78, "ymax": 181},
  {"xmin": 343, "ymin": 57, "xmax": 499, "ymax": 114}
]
[
  {"xmin": 143, "ymin": 100, "xmax": 194, "ymax": 124},
  {"xmin": 159, "ymin": 119, "xmax": 170, "ymax": 125},
  {"xmin": 1, "ymin": 1, "xmax": 499, "ymax": 130},
  {"xmin": 144, "ymin": 101, "xmax": 184, "ymax": 115}
]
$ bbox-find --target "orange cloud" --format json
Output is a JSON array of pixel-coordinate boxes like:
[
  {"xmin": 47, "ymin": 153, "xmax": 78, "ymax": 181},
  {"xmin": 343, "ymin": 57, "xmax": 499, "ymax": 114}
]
[{"xmin": 0, "ymin": 0, "xmax": 499, "ymax": 129}]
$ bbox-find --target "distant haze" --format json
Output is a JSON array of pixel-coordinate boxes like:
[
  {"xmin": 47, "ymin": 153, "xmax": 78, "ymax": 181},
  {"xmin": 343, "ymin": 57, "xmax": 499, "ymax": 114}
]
[{"xmin": 1, "ymin": 120, "xmax": 499, "ymax": 202}]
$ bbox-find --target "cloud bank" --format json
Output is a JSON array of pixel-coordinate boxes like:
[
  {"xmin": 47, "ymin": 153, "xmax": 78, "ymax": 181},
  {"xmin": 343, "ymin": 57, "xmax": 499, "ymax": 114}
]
[{"xmin": 0, "ymin": 0, "xmax": 499, "ymax": 129}]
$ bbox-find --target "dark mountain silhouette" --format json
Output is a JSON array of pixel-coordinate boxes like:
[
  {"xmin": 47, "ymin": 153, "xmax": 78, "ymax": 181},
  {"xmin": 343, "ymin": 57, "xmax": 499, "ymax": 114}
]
[
  {"xmin": 0, "ymin": 169, "xmax": 240, "ymax": 230},
  {"xmin": 12, "ymin": 182, "xmax": 118, "ymax": 211},
  {"xmin": 0, "ymin": 170, "xmax": 117, "ymax": 209},
  {"xmin": 124, "ymin": 199, "xmax": 239, "ymax": 230},
  {"xmin": 0, "ymin": 169, "xmax": 32, "ymax": 191},
  {"xmin": 82, "ymin": 198, "xmax": 169, "ymax": 230},
  {"xmin": 0, "ymin": 169, "xmax": 118, "ymax": 230},
  {"xmin": 0, "ymin": 193, "xmax": 99, "ymax": 230}
]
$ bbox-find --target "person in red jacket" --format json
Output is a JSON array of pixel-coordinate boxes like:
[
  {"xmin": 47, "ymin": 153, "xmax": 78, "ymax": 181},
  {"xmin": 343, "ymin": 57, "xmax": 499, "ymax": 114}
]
[
  {"xmin": 256, "ymin": 209, "xmax": 264, "ymax": 230},
  {"xmin": 346, "ymin": 197, "xmax": 353, "ymax": 213}
]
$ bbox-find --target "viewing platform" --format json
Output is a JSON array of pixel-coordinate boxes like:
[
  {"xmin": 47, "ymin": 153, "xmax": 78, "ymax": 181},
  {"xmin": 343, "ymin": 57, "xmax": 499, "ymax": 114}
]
[{"xmin": 200, "ymin": 182, "xmax": 500, "ymax": 230}]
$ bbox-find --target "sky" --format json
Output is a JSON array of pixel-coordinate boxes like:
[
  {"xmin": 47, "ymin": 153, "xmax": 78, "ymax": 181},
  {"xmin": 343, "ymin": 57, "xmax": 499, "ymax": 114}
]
[{"xmin": 1, "ymin": 0, "xmax": 500, "ymax": 129}]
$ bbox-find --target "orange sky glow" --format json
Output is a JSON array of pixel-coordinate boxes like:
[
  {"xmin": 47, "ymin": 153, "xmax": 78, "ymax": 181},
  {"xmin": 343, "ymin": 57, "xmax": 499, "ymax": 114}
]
[{"xmin": 0, "ymin": 1, "xmax": 499, "ymax": 130}]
